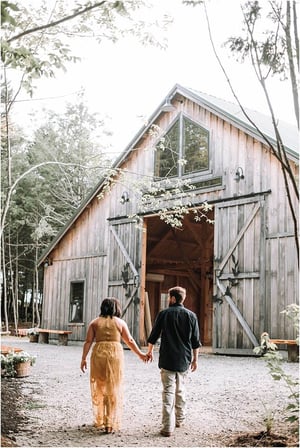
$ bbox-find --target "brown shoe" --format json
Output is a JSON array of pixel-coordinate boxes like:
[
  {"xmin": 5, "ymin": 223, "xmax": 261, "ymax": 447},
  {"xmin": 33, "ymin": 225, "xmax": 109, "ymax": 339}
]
[
  {"xmin": 105, "ymin": 427, "xmax": 113, "ymax": 434},
  {"xmin": 160, "ymin": 430, "xmax": 172, "ymax": 437},
  {"xmin": 176, "ymin": 422, "xmax": 184, "ymax": 428}
]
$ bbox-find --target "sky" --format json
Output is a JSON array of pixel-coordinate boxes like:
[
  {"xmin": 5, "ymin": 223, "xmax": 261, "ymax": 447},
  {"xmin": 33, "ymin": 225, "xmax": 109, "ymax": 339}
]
[{"xmin": 11, "ymin": 0, "xmax": 296, "ymax": 156}]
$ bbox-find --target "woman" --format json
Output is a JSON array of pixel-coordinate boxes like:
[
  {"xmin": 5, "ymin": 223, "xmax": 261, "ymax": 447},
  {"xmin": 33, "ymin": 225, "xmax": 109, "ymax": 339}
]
[{"xmin": 80, "ymin": 297, "xmax": 148, "ymax": 433}]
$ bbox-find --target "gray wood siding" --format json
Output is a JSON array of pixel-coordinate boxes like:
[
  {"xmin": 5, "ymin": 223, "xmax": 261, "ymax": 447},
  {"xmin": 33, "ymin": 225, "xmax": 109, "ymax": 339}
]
[
  {"xmin": 214, "ymin": 198, "xmax": 263, "ymax": 349},
  {"xmin": 107, "ymin": 219, "xmax": 143, "ymax": 341}
]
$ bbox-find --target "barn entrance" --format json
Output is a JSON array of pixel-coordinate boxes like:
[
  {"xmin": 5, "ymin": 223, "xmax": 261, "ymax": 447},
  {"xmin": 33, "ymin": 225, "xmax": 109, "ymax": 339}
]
[{"xmin": 144, "ymin": 209, "xmax": 214, "ymax": 346}]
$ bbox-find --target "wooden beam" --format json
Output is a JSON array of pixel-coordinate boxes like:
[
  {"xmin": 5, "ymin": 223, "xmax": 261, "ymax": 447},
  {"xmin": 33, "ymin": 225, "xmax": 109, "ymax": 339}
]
[
  {"xmin": 147, "ymin": 268, "xmax": 193, "ymax": 277},
  {"xmin": 121, "ymin": 286, "xmax": 138, "ymax": 317},
  {"xmin": 147, "ymin": 257, "xmax": 203, "ymax": 265},
  {"xmin": 184, "ymin": 218, "xmax": 204, "ymax": 249},
  {"xmin": 171, "ymin": 228, "xmax": 201, "ymax": 291},
  {"xmin": 219, "ymin": 272, "xmax": 260, "ymax": 280},
  {"xmin": 147, "ymin": 227, "xmax": 173, "ymax": 256},
  {"xmin": 139, "ymin": 220, "xmax": 147, "ymax": 344}
]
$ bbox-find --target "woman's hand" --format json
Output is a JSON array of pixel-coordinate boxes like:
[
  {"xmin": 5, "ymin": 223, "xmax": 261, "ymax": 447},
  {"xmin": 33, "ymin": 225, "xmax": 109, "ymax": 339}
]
[{"xmin": 80, "ymin": 359, "xmax": 87, "ymax": 373}]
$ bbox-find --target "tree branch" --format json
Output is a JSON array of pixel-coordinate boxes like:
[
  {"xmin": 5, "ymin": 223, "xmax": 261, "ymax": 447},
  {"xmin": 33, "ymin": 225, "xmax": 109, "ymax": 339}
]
[
  {"xmin": 203, "ymin": 2, "xmax": 299, "ymax": 263},
  {"xmin": 7, "ymin": 1, "xmax": 107, "ymax": 43},
  {"xmin": 0, "ymin": 161, "xmax": 109, "ymax": 238}
]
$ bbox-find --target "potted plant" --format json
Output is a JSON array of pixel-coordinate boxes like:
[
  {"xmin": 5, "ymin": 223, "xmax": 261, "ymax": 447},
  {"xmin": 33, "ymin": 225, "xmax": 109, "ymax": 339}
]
[
  {"xmin": 1, "ymin": 350, "xmax": 36, "ymax": 378},
  {"xmin": 27, "ymin": 327, "xmax": 39, "ymax": 343}
]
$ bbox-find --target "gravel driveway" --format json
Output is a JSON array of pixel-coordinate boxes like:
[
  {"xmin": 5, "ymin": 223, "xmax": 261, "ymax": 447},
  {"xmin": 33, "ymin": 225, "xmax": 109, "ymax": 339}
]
[{"xmin": 1, "ymin": 335, "xmax": 298, "ymax": 447}]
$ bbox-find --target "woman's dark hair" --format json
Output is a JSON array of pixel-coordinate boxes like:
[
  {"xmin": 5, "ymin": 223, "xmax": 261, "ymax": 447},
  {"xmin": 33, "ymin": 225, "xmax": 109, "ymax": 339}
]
[{"xmin": 100, "ymin": 297, "xmax": 122, "ymax": 318}]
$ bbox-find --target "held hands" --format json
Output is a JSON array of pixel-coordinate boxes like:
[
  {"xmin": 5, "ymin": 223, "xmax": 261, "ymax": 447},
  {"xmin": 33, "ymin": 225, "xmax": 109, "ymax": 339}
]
[
  {"xmin": 139, "ymin": 353, "xmax": 149, "ymax": 363},
  {"xmin": 139, "ymin": 351, "xmax": 153, "ymax": 363},
  {"xmin": 146, "ymin": 351, "xmax": 153, "ymax": 362}
]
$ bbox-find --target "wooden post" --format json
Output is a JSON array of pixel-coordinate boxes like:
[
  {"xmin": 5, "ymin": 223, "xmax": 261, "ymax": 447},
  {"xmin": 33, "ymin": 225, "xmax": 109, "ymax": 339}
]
[
  {"xmin": 287, "ymin": 345, "xmax": 299, "ymax": 362},
  {"xmin": 38, "ymin": 332, "xmax": 49, "ymax": 344},
  {"xmin": 58, "ymin": 334, "xmax": 68, "ymax": 346}
]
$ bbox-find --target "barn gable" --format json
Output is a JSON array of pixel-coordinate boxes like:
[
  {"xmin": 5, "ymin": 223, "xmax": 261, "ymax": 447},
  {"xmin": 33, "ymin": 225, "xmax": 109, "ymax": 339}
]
[{"xmin": 39, "ymin": 84, "xmax": 298, "ymax": 352}]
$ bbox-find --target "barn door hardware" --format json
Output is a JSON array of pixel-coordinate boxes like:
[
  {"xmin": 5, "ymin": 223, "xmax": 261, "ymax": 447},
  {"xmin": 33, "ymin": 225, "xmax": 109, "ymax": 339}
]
[
  {"xmin": 121, "ymin": 262, "xmax": 130, "ymax": 289},
  {"xmin": 121, "ymin": 263, "xmax": 139, "ymax": 298},
  {"xmin": 212, "ymin": 294, "xmax": 223, "ymax": 304},
  {"xmin": 133, "ymin": 274, "xmax": 139, "ymax": 288},
  {"xmin": 228, "ymin": 254, "xmax": 239, "ymax": 287}
]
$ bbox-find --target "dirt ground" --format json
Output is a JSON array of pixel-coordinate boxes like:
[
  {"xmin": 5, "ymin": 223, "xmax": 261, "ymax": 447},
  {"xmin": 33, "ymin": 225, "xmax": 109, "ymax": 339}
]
[{"xmin": 1, "ymin": 335, "xmax": 299, "ymax": 447}]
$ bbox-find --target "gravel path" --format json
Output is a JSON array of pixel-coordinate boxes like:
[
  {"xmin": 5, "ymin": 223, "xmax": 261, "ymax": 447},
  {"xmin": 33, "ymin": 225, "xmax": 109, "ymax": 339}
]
[{"xmin": 2, "ymin": 335, "xmax": 298, "ymax": 447}]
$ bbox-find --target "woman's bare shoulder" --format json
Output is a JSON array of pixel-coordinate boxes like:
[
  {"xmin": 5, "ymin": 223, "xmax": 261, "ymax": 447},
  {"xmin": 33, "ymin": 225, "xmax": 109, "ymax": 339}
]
[
  {"xmin": 113, "ymin": 316, "xmax": 124, "ymax": 325},
  {"xmin": 113, "ymin": 316, "xmax": 126, "ymax": 330},
  {"xmin": 90, "ymin": 316, "xmax": 101, "ymax": 326}
]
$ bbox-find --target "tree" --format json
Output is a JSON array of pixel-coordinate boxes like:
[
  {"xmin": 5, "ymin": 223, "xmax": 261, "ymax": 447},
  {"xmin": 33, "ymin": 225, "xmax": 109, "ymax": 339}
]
[
  {"xmin": 184, "ymin": 0, "xmax": 299, "ymax": 263},
  {"xmin": 27, "ymin": 101, "xmax": 113, "ymax": 226},
  {"xmin": 1, "ymin": 0, "xmax": 170, "ymax": 234},
  {"xmin": 1, "ymin": 1, "xmax": 169, "ymax": 97},
  {"xmin": 0, "ymin": 0, "xmax": 170, "ymax": 329},
  {"xmin": 225, "ymin": 0, "xmax": 299, "ymax": 262},
  {"xmin": 1, "ymin": 100, "xmax": 115, "ymax": 327}
]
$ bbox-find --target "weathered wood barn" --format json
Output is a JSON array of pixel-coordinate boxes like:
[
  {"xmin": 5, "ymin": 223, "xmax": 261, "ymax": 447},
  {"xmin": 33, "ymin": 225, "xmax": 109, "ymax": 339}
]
[{"xmin": 38, "ymin": 84, "xmax": 298, "ymax": 354}]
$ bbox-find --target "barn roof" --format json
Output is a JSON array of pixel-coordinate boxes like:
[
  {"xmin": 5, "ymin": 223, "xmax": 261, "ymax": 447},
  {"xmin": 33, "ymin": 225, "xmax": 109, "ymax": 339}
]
[
  {"xmin": 115, "ymin": 83, "xmax": 298, "ymax": 168},
  {"xmin": 37, "ymin": 83, "xmax": 298, "ymax": 266}
]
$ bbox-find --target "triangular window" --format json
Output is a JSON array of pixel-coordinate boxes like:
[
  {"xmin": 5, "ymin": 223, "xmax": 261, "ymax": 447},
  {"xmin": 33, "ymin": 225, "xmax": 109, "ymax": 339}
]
[{"xmin": 154, "ymin": 116, "xmax": 209, "ymax": 178}]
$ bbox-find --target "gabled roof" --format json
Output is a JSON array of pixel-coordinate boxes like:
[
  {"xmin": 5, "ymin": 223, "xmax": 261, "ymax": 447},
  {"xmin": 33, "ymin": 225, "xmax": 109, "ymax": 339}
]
[{"xmin": 37, "ymin": 83, "xmax": 298, "ymax": 266}]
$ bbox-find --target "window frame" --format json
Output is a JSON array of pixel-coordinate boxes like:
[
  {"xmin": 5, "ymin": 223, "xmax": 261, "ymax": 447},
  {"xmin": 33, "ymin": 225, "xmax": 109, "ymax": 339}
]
[
  {"xmin": 154, "ymin": 113, "xmax": 210, "ymax": 179},
  {"xmin": 68, "ymin": 280, "xmax": 85, "ymax": 324}
]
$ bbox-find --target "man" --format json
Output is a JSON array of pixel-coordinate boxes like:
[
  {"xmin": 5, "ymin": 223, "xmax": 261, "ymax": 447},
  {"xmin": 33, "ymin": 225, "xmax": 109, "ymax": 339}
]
[{"xmin": 147, "ymin": 286, "xmax": 201, "ymax": 437}]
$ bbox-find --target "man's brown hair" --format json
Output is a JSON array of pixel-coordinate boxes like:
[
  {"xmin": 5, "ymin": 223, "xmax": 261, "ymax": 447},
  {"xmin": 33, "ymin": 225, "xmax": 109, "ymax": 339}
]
[{"xmin": 168, "ymin": 286, "xmax": 186, "ymax": 304}]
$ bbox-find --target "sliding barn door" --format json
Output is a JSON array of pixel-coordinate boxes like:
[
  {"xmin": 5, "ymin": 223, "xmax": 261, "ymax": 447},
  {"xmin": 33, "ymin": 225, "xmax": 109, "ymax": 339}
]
[
  {"xmin": 213, "ymin": 196, "xmax": 266, "ymax": 352},
  {"xmin": 108, "ymin": 218, "xmax": 143, "ymax": 341}
]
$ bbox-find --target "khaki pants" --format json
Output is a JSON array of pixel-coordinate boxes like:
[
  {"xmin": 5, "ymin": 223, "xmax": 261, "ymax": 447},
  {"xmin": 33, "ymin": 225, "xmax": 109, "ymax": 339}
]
[{"xmin": 160, "ymin": 368, "xmax": 188, "ymax": 432}]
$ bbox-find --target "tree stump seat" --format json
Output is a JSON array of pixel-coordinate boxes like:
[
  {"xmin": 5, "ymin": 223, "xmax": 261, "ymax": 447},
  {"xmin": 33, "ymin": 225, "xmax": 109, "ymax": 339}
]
[{"xmin": 270, "ymin": 339, "xmax": 298, "ymax": 362}]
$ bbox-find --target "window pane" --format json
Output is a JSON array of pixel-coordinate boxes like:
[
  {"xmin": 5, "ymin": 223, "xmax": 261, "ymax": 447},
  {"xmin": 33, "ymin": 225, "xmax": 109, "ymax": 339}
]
[
  {"xmin": 69, "ymin": 281, "xmax": 84, "ymax": 323},
  {"xmin": 154, "ymin": 120, "xmax": 179, "ymax": 177},
  {"xmin": 183, "ymin": 118, "xmax": 209, "ymax": 174}
]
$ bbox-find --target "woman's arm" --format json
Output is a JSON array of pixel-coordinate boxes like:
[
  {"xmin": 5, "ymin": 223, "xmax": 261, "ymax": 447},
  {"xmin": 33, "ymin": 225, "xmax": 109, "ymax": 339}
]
[
  {"xmin": 80, "ymin": 321, "xmax": 95, "ymax": 372},
  {"xmin": 117, "ymin": 318, "xmax": 147, "ymax": 362}
]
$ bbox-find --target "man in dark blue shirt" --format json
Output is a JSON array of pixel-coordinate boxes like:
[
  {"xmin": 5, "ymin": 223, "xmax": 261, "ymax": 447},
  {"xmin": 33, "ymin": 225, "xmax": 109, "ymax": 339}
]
[{"xmin": 147, "ymin": 286, "xmax": 201, "ymax": 437}]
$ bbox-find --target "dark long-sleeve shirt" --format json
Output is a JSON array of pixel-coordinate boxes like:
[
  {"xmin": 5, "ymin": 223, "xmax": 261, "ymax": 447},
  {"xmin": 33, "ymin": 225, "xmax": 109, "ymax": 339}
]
[{"xmin": 147, "ymin": 303, "xmax": 201, "ymax": 372}]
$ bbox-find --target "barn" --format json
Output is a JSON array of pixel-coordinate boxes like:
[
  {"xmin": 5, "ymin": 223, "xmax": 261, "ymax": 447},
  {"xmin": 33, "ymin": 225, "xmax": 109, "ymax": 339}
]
[{"xmin": 38, "ymin": 84, "xmax": 299, "ymax": 354}]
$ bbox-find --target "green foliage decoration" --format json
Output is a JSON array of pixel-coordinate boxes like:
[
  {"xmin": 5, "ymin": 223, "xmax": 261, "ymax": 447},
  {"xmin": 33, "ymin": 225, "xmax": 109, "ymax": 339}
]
[
  {"xmin": 1, "ymin": 350, "xmax": 36, "ymax": 378},
  {"xmin": 253, "ymin": 304, "xmax": 299, "ymax": 428}
]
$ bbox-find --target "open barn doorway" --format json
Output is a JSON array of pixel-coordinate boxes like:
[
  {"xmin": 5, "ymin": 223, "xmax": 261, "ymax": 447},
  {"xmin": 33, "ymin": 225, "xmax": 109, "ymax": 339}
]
[{"xmin": 144, "ymin": 209, "xmax": 214, "ymax": 346}]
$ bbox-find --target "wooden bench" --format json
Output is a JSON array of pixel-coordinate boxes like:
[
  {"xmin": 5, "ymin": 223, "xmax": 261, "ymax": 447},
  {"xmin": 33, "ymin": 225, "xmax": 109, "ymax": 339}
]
[
  {"xmin": 16, "ymin": 328, "xmax": 28, "ymax": 337},
  {"xmin": 38, "ymin": 329, "xmax": 72, "ymax": 346},
  {"xmin": 270, "ymin": 339, "xmax": 299, "ymax": 362}
]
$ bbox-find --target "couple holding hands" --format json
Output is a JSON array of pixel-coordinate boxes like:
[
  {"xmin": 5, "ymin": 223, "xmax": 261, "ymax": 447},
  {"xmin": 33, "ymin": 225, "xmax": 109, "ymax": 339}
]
[{"xmin": 80, "ymin": 286, "xmax": 200, "ymax": 436}]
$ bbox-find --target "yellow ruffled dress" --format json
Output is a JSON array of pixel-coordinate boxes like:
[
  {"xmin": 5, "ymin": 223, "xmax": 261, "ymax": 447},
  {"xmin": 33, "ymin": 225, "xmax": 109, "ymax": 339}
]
[{"xmin": 90, "ymin": 316, "xmax": 124, "ymax": 430}]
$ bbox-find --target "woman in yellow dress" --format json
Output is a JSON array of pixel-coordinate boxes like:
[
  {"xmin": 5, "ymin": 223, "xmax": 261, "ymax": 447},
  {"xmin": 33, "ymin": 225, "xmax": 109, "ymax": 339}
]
[{"xmin": 80, "ymin": 297, "xmax": 148, "ymax": 433}]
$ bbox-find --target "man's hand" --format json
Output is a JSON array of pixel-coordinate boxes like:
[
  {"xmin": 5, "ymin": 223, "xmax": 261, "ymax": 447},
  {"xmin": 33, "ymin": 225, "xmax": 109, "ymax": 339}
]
[
  {"xmin": 146, "ymin": 351, "xmax": 154, "ymax": 362},
  {"xmin": 191, "ymin": 359, "xmax": 198, "ymax": 372}
]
